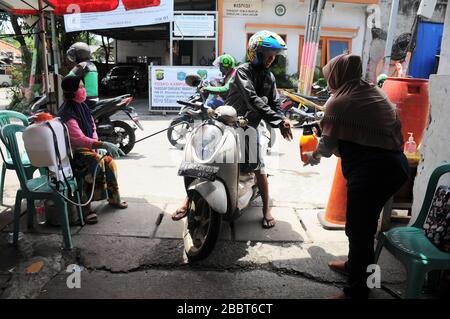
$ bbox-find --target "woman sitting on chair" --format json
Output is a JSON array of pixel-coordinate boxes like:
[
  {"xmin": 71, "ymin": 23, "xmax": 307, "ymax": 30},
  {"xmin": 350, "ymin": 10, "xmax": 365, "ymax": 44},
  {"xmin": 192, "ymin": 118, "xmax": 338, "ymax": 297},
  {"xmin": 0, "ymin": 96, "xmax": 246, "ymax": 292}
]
[{"xmin": 57, "ymin": 75, "xmax": 128, "ymax": 224}]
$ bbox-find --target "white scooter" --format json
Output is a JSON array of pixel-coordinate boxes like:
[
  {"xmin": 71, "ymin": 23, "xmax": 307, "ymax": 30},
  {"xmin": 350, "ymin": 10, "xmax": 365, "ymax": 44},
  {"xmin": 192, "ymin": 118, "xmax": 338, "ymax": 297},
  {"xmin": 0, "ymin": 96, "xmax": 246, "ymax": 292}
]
[
  {"xmin": 177, "ymin": 76, "xmax": 267, "ymax": 261},
  {"xmin": 178, "ymin": 75, "xmax": 269, "ymax": 261}
]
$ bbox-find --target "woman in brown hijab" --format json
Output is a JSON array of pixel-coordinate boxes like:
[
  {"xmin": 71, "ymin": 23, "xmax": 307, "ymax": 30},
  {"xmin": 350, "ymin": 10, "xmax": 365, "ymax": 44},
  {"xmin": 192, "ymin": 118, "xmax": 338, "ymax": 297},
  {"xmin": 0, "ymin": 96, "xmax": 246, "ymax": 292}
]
[{"xmin": 303, "ymin": 54, "xmax": 409, "ymax": 299}]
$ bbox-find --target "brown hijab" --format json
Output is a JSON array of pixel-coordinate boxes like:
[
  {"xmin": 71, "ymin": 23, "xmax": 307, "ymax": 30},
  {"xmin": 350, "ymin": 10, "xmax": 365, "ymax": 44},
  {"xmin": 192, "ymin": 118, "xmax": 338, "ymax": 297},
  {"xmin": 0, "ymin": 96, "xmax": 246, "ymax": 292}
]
[{"xmin": 321, "ymin": 54, "xmax": 404, "ymax": 151}]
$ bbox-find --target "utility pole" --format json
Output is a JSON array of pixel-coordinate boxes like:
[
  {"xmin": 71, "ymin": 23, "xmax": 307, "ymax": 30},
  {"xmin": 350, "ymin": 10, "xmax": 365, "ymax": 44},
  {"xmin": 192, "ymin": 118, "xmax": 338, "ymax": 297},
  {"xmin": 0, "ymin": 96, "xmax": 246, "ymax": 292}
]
[{"xmin": 383, "ymin": 0, "xmax": 400, "ymax": 75}]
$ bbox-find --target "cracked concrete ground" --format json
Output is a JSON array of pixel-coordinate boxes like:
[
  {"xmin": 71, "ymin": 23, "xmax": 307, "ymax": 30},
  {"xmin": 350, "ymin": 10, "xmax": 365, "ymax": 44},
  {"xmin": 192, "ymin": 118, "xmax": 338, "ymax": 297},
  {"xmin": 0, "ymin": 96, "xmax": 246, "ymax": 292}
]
[{"xmin": 0, "ymin": 114, "xmax": 446, "ymax": 299}]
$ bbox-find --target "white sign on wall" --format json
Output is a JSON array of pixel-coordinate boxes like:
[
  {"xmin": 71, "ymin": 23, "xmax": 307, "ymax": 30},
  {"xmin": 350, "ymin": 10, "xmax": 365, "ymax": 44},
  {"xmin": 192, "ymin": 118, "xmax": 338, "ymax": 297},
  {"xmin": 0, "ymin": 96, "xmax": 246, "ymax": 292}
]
[
  {"xmin": 149, "ymin": 66, "xmax": 222, "ymax": 111},
  {"xmin": 174, "ymin": 15, "xmax": 215, "ymax": 37},
  {"xmin": 223, "ymin": 0, "xmax": 261, "ymax": 18},
  {"xmin": 64, "ymin": 0, "xmax": 174, "ymax": 32}
]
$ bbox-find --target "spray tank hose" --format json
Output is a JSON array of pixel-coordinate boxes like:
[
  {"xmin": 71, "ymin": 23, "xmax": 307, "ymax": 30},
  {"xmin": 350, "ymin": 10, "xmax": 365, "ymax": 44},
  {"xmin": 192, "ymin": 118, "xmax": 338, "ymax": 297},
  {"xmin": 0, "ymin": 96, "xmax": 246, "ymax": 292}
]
[
  {"xmin": 53, "ymin": 120, "xmax": 188, "ymax": 206},
  {"xmin": 50, "ymin": 154, "xmax": 107, "ymax": 207},
  {"xmin": 135, "ymin": 120, "xmax": 187, "ymax": 144}
]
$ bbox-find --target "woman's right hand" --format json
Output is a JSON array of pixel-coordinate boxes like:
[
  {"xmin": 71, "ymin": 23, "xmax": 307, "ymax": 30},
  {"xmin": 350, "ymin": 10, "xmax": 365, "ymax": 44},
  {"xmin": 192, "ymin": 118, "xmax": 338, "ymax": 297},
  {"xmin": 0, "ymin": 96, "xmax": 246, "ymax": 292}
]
[
  {"xmin": 101, "ymin": 142, "xmax": 125, "ymax": 159},
  {"xmin": 302, "ymin": 151, "xmax": 321, "ymax": 166}
]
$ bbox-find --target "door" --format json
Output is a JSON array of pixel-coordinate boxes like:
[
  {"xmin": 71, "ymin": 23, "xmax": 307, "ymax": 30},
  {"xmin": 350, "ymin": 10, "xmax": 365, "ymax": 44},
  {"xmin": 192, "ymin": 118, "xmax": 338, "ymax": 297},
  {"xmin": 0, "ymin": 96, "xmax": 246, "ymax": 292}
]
[{"xmin": 173, "ymin": 40, "xmax": 194, "ymax": 66}]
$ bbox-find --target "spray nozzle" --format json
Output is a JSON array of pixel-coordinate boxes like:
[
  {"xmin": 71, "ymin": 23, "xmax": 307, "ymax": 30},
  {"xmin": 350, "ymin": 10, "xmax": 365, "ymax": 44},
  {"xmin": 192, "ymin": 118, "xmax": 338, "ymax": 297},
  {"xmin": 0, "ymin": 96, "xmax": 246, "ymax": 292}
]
[
  {"xmin": 408, "ymin": 132, "xmax": 415, "ymax": 142},
  {"xmin": 301, "ymin": 121, "xmax": 322, "ymax": 137}
]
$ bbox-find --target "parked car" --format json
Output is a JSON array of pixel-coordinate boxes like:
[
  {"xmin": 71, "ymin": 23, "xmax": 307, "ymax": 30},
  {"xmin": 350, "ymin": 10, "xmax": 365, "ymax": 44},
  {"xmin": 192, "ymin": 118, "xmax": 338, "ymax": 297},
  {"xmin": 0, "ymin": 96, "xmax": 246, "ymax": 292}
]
[
  {"xmin": 100, "ymin": 65, "xmax": 147, "ymax": 95},
  {"xmin": 0, "ymin": 74, "xmax": 12, "ymax": 87}
]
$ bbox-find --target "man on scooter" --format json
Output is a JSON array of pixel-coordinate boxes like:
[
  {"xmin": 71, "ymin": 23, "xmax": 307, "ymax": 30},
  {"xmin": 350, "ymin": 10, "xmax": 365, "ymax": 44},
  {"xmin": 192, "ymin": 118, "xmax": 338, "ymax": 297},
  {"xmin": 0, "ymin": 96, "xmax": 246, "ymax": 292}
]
[
  {"xmin": 66, "ymin": 42, "xmax": 99, "ymax": 107},
  {"xmin": 226, "ymin": 30, "xmax": 293, "ymax": 228},
  {"xmin": 201, "ymin": 54, "xmax": 237, "ymax": 104},
  {"xmin": 171, "ymin": 33, "xmax": 292, "ymax": 227}
]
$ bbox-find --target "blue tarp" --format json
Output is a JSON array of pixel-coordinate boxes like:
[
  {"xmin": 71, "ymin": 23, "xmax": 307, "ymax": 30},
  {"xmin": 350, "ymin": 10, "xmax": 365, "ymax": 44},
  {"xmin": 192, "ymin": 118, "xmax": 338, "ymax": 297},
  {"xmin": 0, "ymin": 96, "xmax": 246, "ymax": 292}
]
[{"xmin": 409, "ymin": 21, "xmax": 444, "ymax": 79}]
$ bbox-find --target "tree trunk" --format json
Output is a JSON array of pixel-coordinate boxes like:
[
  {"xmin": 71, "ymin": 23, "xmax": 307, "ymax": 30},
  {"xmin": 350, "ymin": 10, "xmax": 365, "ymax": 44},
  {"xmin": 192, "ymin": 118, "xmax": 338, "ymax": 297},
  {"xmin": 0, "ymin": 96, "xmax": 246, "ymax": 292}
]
[
  {"xmin": 9, "ymin": 14, "xmax": 32, "ymax": 83},
  {"xmin": 101, "ymin": 36, "xmax": 111, "ymax": 72}
]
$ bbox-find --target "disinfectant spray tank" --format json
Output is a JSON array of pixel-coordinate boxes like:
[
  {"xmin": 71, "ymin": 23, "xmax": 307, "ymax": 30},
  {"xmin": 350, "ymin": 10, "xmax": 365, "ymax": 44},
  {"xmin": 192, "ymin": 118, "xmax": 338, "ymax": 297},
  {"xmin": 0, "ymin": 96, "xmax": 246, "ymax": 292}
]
[{"xmin": 23, "ymin": 114, "xmax": 73, "ymax": 181}]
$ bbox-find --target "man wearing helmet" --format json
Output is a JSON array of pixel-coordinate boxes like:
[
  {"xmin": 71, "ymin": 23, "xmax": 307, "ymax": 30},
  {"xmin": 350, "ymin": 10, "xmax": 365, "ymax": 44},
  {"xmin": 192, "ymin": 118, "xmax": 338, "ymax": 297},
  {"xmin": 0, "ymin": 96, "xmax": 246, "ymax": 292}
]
[
  {"xmin": 201, "ymin": 54, "xmax": 237, "ymax": 100},
  {"xmin": 226, "ymin": 30, "xmax": 293, "ymax": 228},
  {"xmin": 66, "ymin": 42, "xmax": 99, "ymax": 107}
]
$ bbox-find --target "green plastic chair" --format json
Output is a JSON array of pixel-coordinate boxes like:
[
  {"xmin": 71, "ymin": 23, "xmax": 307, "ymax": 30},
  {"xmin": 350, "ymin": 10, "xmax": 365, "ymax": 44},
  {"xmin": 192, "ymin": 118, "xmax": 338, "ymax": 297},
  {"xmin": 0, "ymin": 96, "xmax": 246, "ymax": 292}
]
[
  {"xmin": 375, "ymin": 163, "xmax": 450, "ymax": 298},
  {"xmin": 1, "ymin": 123, "xmax": 85, "ymax": 250},
  {"xmin": 0, "ymin": 110, "xmax": 36, "ymax": 206}
]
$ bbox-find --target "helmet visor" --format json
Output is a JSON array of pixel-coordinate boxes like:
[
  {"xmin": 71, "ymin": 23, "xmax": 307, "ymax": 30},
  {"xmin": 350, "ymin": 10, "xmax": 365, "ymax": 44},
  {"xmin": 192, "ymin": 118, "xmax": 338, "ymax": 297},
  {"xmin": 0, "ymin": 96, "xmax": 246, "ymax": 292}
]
[
  {"xmin": 66, "ymin": 48, "xmax": 76, "ymax": 63},
  {"xmin": 260, "ymin": 48, "xmax": 287, "ymax": 58}
]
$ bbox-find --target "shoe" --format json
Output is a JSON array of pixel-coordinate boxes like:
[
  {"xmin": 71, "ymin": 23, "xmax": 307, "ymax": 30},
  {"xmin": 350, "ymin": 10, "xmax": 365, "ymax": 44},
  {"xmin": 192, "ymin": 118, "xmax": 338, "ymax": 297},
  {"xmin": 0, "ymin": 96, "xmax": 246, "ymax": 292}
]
[{"xmin": 328, "ymin": 260, "xmax": 348, "ymax": 276}]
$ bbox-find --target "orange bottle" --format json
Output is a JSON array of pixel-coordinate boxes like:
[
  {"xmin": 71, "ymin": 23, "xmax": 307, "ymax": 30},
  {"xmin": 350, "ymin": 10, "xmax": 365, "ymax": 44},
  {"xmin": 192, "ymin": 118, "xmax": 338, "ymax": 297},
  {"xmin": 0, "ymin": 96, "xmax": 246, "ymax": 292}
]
[{"xmin": 300, "ymin": 125, "xmax": 319, "ymax": 164}]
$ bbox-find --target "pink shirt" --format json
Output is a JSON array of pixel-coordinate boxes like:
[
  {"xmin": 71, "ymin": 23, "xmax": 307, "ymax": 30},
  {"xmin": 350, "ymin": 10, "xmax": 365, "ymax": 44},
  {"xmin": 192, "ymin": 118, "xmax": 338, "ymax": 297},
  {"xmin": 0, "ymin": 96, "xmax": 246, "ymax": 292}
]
[{"xmin": 66, "ymin": 117, "xmax": 98, "ymax": 149}]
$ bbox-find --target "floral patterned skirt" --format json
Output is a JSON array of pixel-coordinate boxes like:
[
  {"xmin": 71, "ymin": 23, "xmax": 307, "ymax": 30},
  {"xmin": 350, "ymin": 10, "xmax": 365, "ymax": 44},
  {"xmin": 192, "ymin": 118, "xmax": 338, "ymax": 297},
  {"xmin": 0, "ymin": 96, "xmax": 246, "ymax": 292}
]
[{"xmin": 71, "ymin": 148, "xmax": 122, "ymax": 205}]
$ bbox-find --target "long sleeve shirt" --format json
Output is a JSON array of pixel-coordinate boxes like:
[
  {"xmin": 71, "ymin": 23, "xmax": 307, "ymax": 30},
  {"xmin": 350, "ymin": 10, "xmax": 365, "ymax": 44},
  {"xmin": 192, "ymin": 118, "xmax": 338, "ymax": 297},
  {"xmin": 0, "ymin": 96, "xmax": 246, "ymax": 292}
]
[
  {"xmin": 315, "ymin": 135, "xmax": 339, "ymax": 158},
  {"xmin": 225, "ymin": 63, "xmax": 285, "ymax": 128},
  {"xmin": 203, "ymin": 69, "xmax": 237, "ymax": 98},
  {"xmin": 66, "ymin": 117, "xmax": 98, "ymax": 149}
]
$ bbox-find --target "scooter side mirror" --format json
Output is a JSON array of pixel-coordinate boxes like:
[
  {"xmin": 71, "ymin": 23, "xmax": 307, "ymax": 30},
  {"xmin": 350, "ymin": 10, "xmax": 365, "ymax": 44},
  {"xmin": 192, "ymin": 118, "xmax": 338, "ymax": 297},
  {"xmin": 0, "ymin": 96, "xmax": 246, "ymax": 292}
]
[{"xmin": 185, "ymin": 74, "xmax": 202, "ymax": 87}]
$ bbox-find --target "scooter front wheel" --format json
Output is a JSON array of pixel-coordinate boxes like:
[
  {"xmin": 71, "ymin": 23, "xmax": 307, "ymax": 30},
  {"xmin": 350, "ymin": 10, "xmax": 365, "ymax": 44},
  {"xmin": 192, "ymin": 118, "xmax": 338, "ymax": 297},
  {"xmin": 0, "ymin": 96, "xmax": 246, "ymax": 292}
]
[
  {"xmin": 167, "ymin": 117, "xmax": 192, "ymax": 150},
  {"xmin": 183, "ymin": 192, "xmax": 222, "ymax": 262}
]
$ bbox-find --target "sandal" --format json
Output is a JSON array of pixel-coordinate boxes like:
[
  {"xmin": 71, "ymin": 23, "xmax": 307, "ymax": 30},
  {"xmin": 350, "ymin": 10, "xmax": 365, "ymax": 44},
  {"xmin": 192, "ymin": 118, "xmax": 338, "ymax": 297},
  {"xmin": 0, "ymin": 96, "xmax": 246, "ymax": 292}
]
[
  {"xmin": 109, "ymin": 201, "xmax": 128, "ymax": 209},
  {"xmin": 262, "ymin": 216, "xmax": 276, "ymax": 229},
  {"xmin": 85, "ymin": 212, "xmax": 98, "ymax": 225},
  {"xmin": 172, "ymin": 207, "xmax": 188, "ymax": 221}
]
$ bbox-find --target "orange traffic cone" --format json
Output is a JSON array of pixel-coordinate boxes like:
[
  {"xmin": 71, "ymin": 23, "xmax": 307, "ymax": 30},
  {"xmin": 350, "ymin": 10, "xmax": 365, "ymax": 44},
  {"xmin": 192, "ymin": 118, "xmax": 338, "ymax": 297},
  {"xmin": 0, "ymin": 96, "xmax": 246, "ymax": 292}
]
[{"xmin": 318, "ymin": 159, "xmax": 347, "ymax": 230}]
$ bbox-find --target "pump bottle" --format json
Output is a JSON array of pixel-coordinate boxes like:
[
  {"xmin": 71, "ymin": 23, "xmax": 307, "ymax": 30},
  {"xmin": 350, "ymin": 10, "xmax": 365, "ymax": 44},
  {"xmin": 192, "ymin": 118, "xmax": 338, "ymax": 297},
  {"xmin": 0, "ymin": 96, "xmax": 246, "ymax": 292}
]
[{"xmin": 300, "ymin": 125, "xmax": 319, "ymax": 164}]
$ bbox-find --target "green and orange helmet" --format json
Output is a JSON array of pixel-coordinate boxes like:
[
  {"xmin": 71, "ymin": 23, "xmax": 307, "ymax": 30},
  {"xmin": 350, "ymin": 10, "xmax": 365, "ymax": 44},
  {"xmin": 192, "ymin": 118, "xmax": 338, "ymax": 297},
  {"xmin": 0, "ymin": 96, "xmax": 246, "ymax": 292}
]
[
  {"xmin": 213, "ymin": 54, "xmax": 237, "ymax": 69},
  {"xmin": 247, "ymin": 30, "xmax": 287, "ymax": 66}
]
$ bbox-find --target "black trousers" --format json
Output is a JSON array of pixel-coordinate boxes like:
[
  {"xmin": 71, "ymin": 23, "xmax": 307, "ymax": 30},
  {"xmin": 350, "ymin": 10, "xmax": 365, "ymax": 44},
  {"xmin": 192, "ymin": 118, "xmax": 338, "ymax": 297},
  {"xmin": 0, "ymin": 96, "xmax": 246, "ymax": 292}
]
[{"xmin": 342, "ymin": 152, "xmax": 408, "ymax": 298}]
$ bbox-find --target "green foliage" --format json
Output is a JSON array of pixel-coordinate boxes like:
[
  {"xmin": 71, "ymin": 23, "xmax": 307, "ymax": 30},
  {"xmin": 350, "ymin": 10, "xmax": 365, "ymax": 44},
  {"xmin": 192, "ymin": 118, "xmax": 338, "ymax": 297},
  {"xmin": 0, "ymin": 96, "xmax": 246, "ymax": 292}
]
[
  {"xmin": 11, "ymin": 67, "xmax": 23, "ymax": 86},
  {"xmin": 7, "ymin": 86, "xmax": 28, "ymax": 113},
  {"xmin": 271, "ymin": 55, "xmax": 297, "ymax": 89},
  {"xmin": 0, "ymin": 37, "xmax": 20, "ymax": 48},
  {"xmin": 313, "ymin": 65, "xmax": 324, "ymax": 83}
]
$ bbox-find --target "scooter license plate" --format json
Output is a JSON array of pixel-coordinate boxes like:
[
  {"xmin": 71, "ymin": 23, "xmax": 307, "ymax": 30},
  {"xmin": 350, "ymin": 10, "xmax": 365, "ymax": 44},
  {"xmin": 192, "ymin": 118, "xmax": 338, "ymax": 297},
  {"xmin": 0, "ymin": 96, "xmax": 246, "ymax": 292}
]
[{"xmin": 178, "ymin": 162, "xmax": 219, "ymax": 181}]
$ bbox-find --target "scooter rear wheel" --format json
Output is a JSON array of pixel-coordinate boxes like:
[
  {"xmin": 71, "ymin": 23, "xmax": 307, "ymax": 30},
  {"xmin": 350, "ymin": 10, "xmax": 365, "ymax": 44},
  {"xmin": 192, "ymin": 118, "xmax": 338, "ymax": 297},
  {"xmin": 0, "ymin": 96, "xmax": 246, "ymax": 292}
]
[
  {"xmin": 112, "ymin": 120, "xmax": 136, "ymax": 154},
  {"xmin": 183, "ymin": 192, "xmax": 221, "ymax": 262}
]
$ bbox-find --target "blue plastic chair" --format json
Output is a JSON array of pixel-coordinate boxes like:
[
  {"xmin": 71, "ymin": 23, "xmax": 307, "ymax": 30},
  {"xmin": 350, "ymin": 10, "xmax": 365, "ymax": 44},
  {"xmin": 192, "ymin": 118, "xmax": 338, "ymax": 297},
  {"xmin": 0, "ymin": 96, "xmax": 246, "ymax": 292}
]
[
  {"xmin": 0, "ymin": 110, "xmax": 38, "ymax": 206},
  {"xmin": 1, "ymin": 123, "xmax": 85, "ymax": 250},
  {"xmin": 375, "ymin": 163, "xmax": 450, "ymax": 298}
]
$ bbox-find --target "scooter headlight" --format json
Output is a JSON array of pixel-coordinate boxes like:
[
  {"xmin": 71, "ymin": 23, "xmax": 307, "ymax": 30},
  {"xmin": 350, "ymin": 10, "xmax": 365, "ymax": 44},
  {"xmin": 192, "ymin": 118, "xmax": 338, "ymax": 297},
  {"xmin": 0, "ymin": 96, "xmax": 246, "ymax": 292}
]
[{"xmin": 192, "ymin": 125, "xmax": 222, "ymax": 161}]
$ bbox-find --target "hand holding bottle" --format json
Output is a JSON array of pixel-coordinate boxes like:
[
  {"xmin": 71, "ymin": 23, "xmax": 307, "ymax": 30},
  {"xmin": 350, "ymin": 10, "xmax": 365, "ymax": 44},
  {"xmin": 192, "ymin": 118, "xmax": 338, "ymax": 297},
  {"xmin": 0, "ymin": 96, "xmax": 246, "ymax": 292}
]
[{"xmin": 302, "ymin": 151, "xmax": 321, "ymax": 166}]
